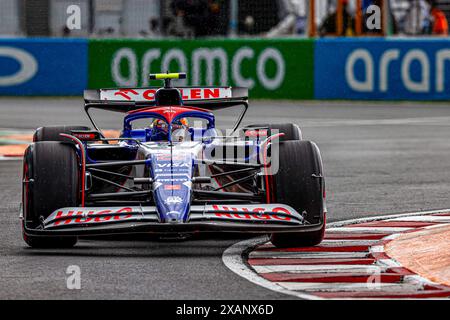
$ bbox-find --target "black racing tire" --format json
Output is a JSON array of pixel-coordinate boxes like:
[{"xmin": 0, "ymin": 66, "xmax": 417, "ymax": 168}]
[
  {"xmin": 22, "ymin": 142, "xmax": 79, "ymax": 248},
  {"xmin": 245, "ymin": 123, "xmax": 302, "ymax": 141},
  {"xmin": 269, "ymin": 140, "xmax": 326, "ymax": 248},
  {"xmin": 33, "ymin": 125, "xmax": 90, "ymax": 142}
]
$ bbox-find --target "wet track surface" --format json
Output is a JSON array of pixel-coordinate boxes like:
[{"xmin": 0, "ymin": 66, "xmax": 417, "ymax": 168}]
[{"xmin": 1, "ymin": 97, "xmax": 450, "ymax": 299}]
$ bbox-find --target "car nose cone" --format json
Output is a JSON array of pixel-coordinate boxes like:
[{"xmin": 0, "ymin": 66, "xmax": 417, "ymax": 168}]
[{"xmin": 166, "ymin": 211, "xmax": 183, "ymax": 223}]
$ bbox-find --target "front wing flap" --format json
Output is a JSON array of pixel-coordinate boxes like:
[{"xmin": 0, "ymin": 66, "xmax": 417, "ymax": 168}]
[{"xmin": 23, "ymin": 204, "xmax": 324, "ymax": 236}]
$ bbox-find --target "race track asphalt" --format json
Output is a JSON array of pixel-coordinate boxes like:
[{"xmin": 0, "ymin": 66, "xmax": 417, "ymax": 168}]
[{"xmin": 1, "ymin": 97, "xmax": 450, "ymax": 299}]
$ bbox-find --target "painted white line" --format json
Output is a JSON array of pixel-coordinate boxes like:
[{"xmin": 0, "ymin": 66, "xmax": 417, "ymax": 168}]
[
  {"xmin": 320, "ymin": 239, "xmax": 379, "ymax": 246},
  {"xmin": 377, "ymin": 259, "xmax": 402, "ymax": 268},
  {"xmin": 382, "ymin": 233, "xmax": 402, "ymax": 241},
  {"xmin": 259, "ymin": 239, "xmax": 378, "ymax": 246},
  {"xmin": 404, "ymin": 275, "xmax": 439, "ymax": 286},
  {"xmin": 326, "ymin": 209, "xmax": 450, "ymax": 228},
  {"xmin": 370, "ymin": 245, "xmax": 385, "ymax": 253},
  {"xmin": 389, "ymin": 216, "xmax": 450, "ymax": 223},
  {"xmin": 422, "ymin": 223, "xmax": 450, "ymax": 230},
  {"xmin": 253, "ymin": 265, "xmax": 385, "ymax": 274},
  {"xmin": 327, "ymin": 227, "xmax": 413, "ymax": 234},
  {"xmin": 301, "ymin": 117, "xmax": 450, "ymax": 128},
  {"xmin": 259, "ymin": 239, "xmax": 378, "ymax": 247},
  {"xmin": 0, "ymin": 128, "xmax": 34, "ymax": 134},
  {"xmin": 275, "ymin": 282, "xmax": 423, "ymax": 292},
  {"xmin": 221, "ymin": 236, "xmax": 322, "ymax": 300},
  {"xmin": 249, "ymin": 251, "xmax": 370, "ymax": 259},
  {"xmin": 0, "ymin": 156, "xmax": 22, "ymax": 161}
]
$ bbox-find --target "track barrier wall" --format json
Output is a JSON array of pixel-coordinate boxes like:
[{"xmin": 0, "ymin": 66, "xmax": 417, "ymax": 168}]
[
  {"xmin": 87, "ymin": 39, "xmax": 314, "ymax": 100},
  {"xmin": 315, "ymin": 38, "xmax": 450, "ymax": 101},
  {"xmin": 0, "ymin": 38, "xmax": 448, "ymax": 100},
  {"xmin": 0, "ymin": 38, "xmax": 88, "ymax": 95}
]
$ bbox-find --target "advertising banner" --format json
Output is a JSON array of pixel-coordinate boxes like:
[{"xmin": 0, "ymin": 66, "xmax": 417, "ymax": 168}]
[
  {"xmin": 315, "ymin": 38, "xmax": 450, "ymax": 100},
  {"xmin": 2, "ymin": 37, "xmax": 448, "ymax": 101},
  {"xmin": 0, "ymin": 38, "xmax": 88, "ymax": 95},
  {"xmin": 88, "ymin": 39, "xmax": 315, "ymax": 100}
]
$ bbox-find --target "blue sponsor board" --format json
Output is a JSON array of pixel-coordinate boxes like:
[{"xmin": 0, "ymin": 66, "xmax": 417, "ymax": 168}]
[
  {"xmin": 315, "ymin": 38, "xmax": 450, "ymax": 100},
  {"xmin": 0, "ymin": 38, "xmax": 87, "ymax": 95}
]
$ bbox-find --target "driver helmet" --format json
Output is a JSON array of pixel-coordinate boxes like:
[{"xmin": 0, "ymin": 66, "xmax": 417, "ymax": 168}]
[{"xmin": 151, "ymin": 118, "xmax": 189, "ymax": 141}]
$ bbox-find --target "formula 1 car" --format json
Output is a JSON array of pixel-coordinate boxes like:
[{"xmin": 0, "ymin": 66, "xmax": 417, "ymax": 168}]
[{"xmin": 21, "ymin": 72, "xmax": 326, "ymax": 249}]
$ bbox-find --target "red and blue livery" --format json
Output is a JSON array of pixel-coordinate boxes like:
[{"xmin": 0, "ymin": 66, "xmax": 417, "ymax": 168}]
[{"xmin": 21, "ymin": 72, "xmax": 326, "ymax": 248}]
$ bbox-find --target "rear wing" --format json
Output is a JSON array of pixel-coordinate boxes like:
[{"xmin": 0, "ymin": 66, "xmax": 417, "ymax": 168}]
[
  {"xmin": 83, "ymin": 87, "xmax": 248, "ymax": 112},
  {"xmin": 83, "ymin": 86, "xmax": 249, "ymax": 133}
]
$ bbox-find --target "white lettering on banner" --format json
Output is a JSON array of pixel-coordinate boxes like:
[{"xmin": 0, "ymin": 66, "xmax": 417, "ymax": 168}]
[
  {"xmin": 112, "ymin": 48, "xmax": 137, "ymax": 86},
  {"xmin": 379, "ymin": 49, "xmax": 399, "ymax": 92},
  {"xmin": 0, "ymin": 47, "xmax": 38, "ymax": 86},
  {"xmin": 436, "ymin": 49, "xmax": 450, "ymax": 92},
  {"xmin": 232, "ymin": 47, "xmax": 255, "ymax": 88},
  {"xmin": 346, "ymin": 49, "xmax": 374, "ymax": 92},
  {"xmin": 110, "ymin": 47, "xmax": 286, "ymax": 91},
  {"xmin": 162, "ymin": 49, "xmax": 188, "ymax": 86},
  {"xmin": 257, "ymin": 48, "xmax": 285, "ymax": 90},
  {"xmin": 401, "ymin": 50, "xmax": 429, "ymax": 92},
  {"xmin": 346, "ymin": 48, "xmax": 448, "ymax": 94},
  {"xmin": 141, "ymin": 49, "xmax": 161, "ymax": 87},
  {"xmin": 192, "ymin": 48, "xmax": 228, "ymax": 86}
]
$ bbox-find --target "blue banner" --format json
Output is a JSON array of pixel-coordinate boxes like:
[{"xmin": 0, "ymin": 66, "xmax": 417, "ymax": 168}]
[
  {"xmin": 315, "ymin": 38, "xmax": 450, "ymax": 100},
  {"xmin": 0, "ymin": 38, "xmax": 87, "ymax": 95}
]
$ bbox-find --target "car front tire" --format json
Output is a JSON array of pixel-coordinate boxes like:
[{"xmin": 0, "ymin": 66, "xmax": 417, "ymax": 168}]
[
  {"xmin": 268, "ymin": 140, "xmax": 326, "ymax": 248},
  {"xmin": 22, "ymin": 141, "xmax": 80, "ymax": 248}
]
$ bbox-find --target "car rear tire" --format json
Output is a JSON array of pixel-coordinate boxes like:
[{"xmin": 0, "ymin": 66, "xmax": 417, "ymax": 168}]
[
  {"xmin": 268, "ymin": 140, "xmax": 326, "ymax": 248},
  {"xmin": 22, "ymin": 142, "xmax": 79, "ymax": 248},
  {"xmin": 245, "ymin": 123, "xmax": 302, "ymax": 141},
  {"xmin": 33, "ymin": 125, "xmax": 90, "ymax": 142}
]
